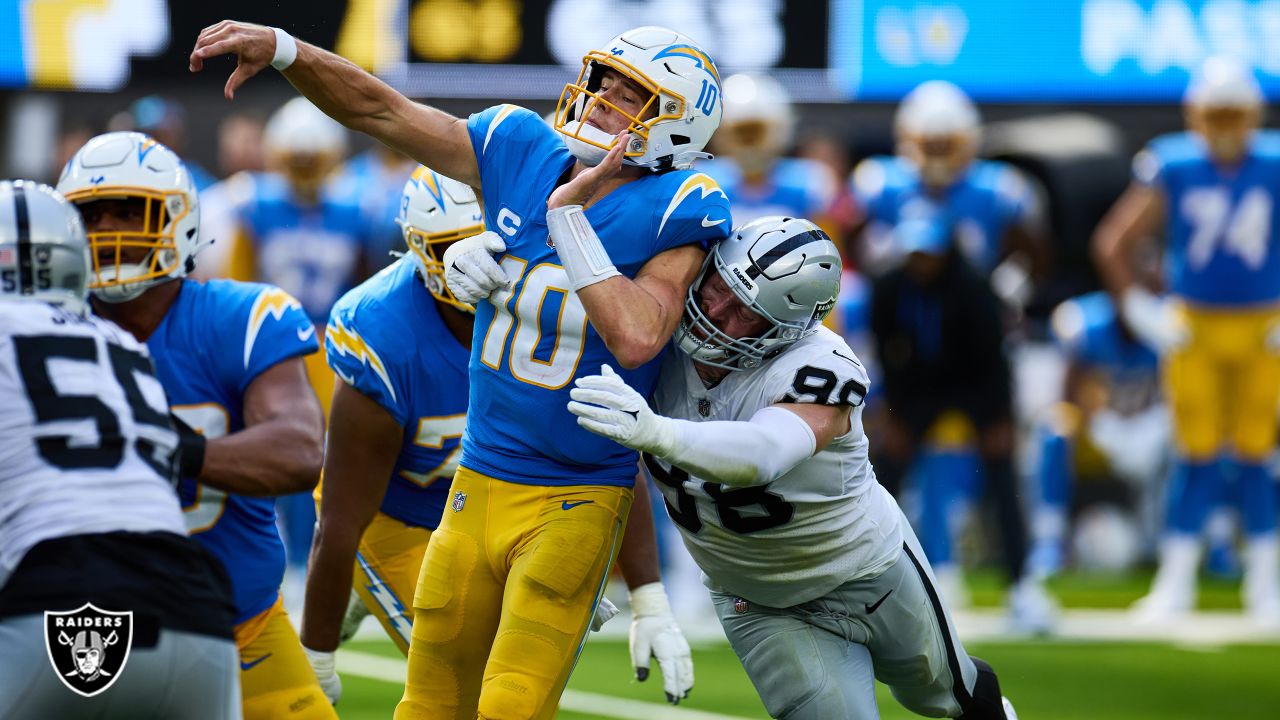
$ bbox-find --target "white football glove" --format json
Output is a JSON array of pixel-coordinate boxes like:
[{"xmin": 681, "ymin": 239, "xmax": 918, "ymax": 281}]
[
  {"xmin": 338, "ymin": 589, "xmax": 370, "ymax": 644},
  {"xmin": 567, "ymin": 365, "xmax": 675, "ymax": 455},
  {"xmin": 629, "ymin": 582, "xmax": 694, "ymax": 704},
  {"xmin": 442, "ymin": 230, "xmax": 511, "ymax": 304},
  {"xmin": 1121, "ymin": 287, "xmax": 1189, "ymax": 353},
  {"xmin": 591, "ymin": 595, "xmax": 620, "ymax": 632},
  {"xmin": 303, "ymin": 646, "xmax": 342, "ymax": 705}
]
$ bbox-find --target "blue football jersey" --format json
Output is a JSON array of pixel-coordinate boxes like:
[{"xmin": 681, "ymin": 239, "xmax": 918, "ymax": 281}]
[
  {"xmin": 462, "ymin": 104, "xmax": 732, "ymax": 486},
  {"xmin": 147, "ymin": 280, "xmax": 319, "ymax": 624},
  {"xmin": 326, "ymin": 258, "xmax": 470, "ymax": 528},
  {"xmin": 341, "ymin": 149, "xmax": 415, "ymax": 271},
  {"xmin": 852, "ymin": 155, "xmax": 1036, "ymax": 273},
  {"xmin": 236, "ymin": 171, "xmax": 373, "ymax": 326},
  {"xmin": 1051, "ymin": 291, "xmax": 1160, "ymax": 415},
  {"xmin": 698, "ymin": 157, "xmax": 834, "ymax": 227},
  {"xmin": 1136, "ymin": 130, "xmax": 1280, "ymax": 306}
]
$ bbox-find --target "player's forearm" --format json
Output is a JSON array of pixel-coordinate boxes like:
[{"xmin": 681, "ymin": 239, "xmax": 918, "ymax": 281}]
[
  {"xmin": 616, "ymin": 472, "xmax": 661, "ymax": 589},
  {"xmin": 300, "ymin": 527, "xmax": 364, "ymax": 652},
  {"xmin": 199, "ymin": 419, "xmax": 323, "ymax": 496},
  {"xmin": 577, "ymin": 277, "xmax": 679, "ymax": 369},
  {"xmin": 655, "ymin": 407, "xmax": 817, "ymax": 487}
]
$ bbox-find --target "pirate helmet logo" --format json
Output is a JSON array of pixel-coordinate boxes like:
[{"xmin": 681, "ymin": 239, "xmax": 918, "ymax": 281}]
[{"xmin": 44, "ymin": 603, "xmax": 133, "ymax": 697}]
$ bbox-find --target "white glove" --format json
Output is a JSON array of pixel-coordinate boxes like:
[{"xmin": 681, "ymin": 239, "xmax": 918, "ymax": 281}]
[
  {"xmin": 591, "ymin": 595, "xmax": 620, "ymax": 631},
  {"xmin": 303, "ymin": 646, "xmax": 342, "ymax": 705},
  {"xmin": 567, "ymin": 365, "xmax": 675, "ymax": 455},
  {"xmin": 338, "ymin": 588, "xmax": 370, "ymax": 644},
  {"xmin": 629, "ymin": 582, "xmax": 694, "ymax": 704},
  {"xmin": 442, "ymin": 230, "xmax": 511, "ymax": 304},
  {"xmin": 1121, "ymin": 287, "xmax": 1188, "ymax": 353}
]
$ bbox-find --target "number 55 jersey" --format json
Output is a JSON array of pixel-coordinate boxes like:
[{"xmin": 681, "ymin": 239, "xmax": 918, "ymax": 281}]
[{"xmin": 647, "ymin": 327, "xmax": 901, "ymax": 608}]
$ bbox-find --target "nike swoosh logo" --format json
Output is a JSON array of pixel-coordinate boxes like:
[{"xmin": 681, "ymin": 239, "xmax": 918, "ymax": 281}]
[
  {"xmin": 240, "ymin": 653, "xmax": 272, "ymax": 671},
  {"xmin": 701, "ymin": 217, "xmax": 726, "ymax": 228},
  {"xmin": 561, "ymin": 500, "xmax": 595, "ymax": 511},
  {"xmin": 865, "ymin": 589, "xmax": 893, "ymax": 614},
  {"xmin": 297, "ymin": 325, "xmax": 316, "ymax": 342}
]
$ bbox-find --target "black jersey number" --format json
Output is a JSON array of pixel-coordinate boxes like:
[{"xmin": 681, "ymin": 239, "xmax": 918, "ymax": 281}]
[
  {"xmin": 15, "ymin": 335, "xmax": 174, "ymax": 475},
  {"xmin": 643, "ymin": 453, "xmax": 795, "ymax": 535}
]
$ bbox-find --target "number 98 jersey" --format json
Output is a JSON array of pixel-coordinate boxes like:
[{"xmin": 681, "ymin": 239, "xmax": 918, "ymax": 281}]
[
  {"xmin": 1136, "ymin": 130, "xmax": 1280, "ymax": 306},
  {"xmin": 647, "ymin": 327, "xmax": 902, "ymax": 608}
]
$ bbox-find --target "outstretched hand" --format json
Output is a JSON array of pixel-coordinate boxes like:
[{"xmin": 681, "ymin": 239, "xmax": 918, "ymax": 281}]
[
  {"xmin": 189, "ymin": 20, "xmax": 277, "ymax": 100},
  {"xmin": 548, "ymin": 132, "xmax": 629, "ymax": 210}
]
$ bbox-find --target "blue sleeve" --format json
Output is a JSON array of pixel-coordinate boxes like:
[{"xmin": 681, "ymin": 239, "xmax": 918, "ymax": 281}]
[
  {"xmin": 234, "ymin": 285, "xmax": 319, "ymax": 394},
  {"xmin": 653, "ymin": 172, "xmax": 733, "ymax": 253},
  {"xmin": 1133, "ymin": 139, "xmax": 1169, "ymax": 189},
  {"xmin": 324, "ymin": 300, "xmax": 407, "ymax": 425},
  {"xmin": 993, "ymin": 165, "xmax": 1037, "ymax": 226},
  {"xmin": 466, "ymin": 105, "xmax": 555, "ymax": 207}
]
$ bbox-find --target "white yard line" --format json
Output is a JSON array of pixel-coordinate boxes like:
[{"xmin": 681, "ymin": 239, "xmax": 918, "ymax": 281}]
[{"xmin": 336, "ymin": 649, "xmax": 759, "ymax": 720}]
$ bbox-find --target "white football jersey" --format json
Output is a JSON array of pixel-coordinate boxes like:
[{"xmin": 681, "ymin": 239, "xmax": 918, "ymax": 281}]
[
  {"xmin": 649, "ymin": 326, "xmax": 903, "ymax": 608},
  {"xmin": 0, "ymin": 301, "xmax": 185, "ymax": 589}
]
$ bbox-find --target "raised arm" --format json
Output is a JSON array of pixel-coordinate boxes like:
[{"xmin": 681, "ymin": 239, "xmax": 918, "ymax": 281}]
[{"xmin": 189, "ymin": 21, "xmax": 479, "ymax": 187}]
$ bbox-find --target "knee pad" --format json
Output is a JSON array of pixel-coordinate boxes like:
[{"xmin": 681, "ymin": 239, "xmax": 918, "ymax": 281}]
[
  {"xmin": 476, "ymin": 670, "xmax": 547, "ymax": 720},
  {"xmin": 957, "ymin": 657, "xmax": 1007, "ymax": 720}
]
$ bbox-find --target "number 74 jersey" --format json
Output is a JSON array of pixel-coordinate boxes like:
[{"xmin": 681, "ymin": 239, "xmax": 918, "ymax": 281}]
[
  {"xmin": 1137, "ymin": 130, "xmax": 1280, "ymax": 306},
  {"xmin": 647, "ymin": 327, "xmax": 902, "ymax": 608}
]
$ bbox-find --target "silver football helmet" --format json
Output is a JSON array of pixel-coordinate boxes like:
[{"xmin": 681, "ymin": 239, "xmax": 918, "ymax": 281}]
[
  {"xmin": 676, "ymin": 216, "xmax": 841, "ymax": 370},
  {"xmin": 0, "ymin": 180, "xmax": 91, "ymax": 315}
]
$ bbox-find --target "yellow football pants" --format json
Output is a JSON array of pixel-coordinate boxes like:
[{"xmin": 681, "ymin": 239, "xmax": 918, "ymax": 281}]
[
  {"xmin": 396, "ymin": 466, "xmax": 632, "ymax": 720},
  {"xmin": 353, "ymin": 511, "xmax": 432, "ymax": 655},
  {"xmin": 1165, "ymin": 303, "xmax": 1280, "ymax": 462},
  {"xmin": 236, "ymin": 596, "xmax": 337, "ymax": 720}
]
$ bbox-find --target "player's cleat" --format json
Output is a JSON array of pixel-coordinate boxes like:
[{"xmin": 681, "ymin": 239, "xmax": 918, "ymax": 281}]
[
  {"xmin": 1130, "ymin": 586, "xmax": 1195, "ymax": 623},
  {"xmin": 1006, "ymin": 578, "xmax": 1056, "ymax": 635}
]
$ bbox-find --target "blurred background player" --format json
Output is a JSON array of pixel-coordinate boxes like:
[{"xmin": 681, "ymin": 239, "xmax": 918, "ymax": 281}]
[
  {"xmin": 56, "ymin": 132, "xmax": 334, "ymax": 719},
  {"xmin": 194, "ymin": 111, "xmax": 267, "ymax": 282},
  {"xmin": 0, "ymin": 179, "xmax": 240, "ymax": 719},
  {"xmin": 342, "ymin": 144, "xmax": 417, "ymax": 272},
  {"xmin": 223, "ymin": 97, "xmax": 376, "ymax": 600},
  {"xmin": 1094, "ymin": 56, "xmax": 1280, "ymax": 626},
  {"xmin": 301, "ymin": 170, "xmax": 694, "ymax": 707},
  {"xmin": 1029, "ymin": 291, "xmax": 1167, "ymax": 577},
  {"xmin": 869, "ymin": 217, "xmax": 1053, "ymax": 632}
]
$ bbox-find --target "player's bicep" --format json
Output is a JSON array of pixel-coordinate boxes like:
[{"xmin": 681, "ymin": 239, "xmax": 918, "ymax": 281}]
[
  {"xmin": 242, "ymin": 356, "xmax": 324, "ymax": 438},
  {"xmin": 320, "ymin": 381, "xmax": 403, "ymax": 524},
  {"xmin": 381, "ymin": 98, "xmax": 480, "ymax": 189},
  {"xmin": 634, "ymin": 243, "xmax": 707, "ymax": 335},
  {"xmin": 770, "ymin": 402, "xmax": 852, "ymax": 452},
  {"xmin": 1093, "ymin": 183, "xmax": 1165, "ymax": 266}
]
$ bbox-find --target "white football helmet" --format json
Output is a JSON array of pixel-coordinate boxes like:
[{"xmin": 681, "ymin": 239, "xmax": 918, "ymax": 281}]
[
  {"xmin": 554, "ymin": 26, "xmax": 722, "ymax": 171},
  {"xmin": 264, "ymin": 97, "xmax": 348, "ymax": 196},
  {"xmin": 397, "ymin": 165, "xmax": 485, "ymax": 313},
  {"xmin": 718, "ymin": 73, "xmax": 795, "ymax": 175},
  {"xmin": 1184, "ymin": 56, "xmax": 1263, "ymax": 163},
  {"xmin": 895, "ymin": 80, "xmax": 980, "ymax": 189},
  {"xmin": 676, "ymin": 216, "xmax": 841, "ymax": 371},
  {"xmin": 0, "ymin": 180, "xmax": 92, "ymax": 315},
  {"xmin": 57, "ymin": 132, "xmax": 201, "ymax": 303}
]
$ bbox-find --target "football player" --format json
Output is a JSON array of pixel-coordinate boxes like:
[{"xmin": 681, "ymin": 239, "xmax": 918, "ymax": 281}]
[
  {"xmin": 0, "ymin": 180, "xmax": 239, "ymax": 718},
  {"xmin": 56, "ymin": 133, "xmax": 335, "ymax": 719},
  {"xmin": 191, "ymin": 21, "xmax": 730, "ymax": 718},
  {"xmin": 1093, "ymin": 56, "xmax": 1280, "ymax": 624},
  {"xmin": 699, "ymin": 73, "xmax": 836, "ymax": 227},
  {"xmin": 299, "ymin": 166, "xmax": 692, "ymax": 703},
  {"xmin": 569, "ymin": 216, "xmax": 1017, "ymax": 719}
]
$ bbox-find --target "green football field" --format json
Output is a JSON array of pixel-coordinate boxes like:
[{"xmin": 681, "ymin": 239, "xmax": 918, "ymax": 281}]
[{"xmin": 327, "ymin": 572, "xmax": 1280, "ymax": 719}]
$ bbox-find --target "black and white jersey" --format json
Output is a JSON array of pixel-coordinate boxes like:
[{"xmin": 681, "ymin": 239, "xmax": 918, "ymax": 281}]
[
  {"xmin": 0, "ymin": 301, "xmax": 185, "ymax": 590},
  {"xmin": 649, "ymin": 327, "xmax": 902, "ymax": 608}
]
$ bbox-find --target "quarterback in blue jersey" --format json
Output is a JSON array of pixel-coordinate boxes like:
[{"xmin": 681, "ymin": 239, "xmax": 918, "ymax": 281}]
[
  {"xmin": 698, "ymin": 73, "xmax": 836, "ymax": 228},
  {"xmin": 851, "ymin": 81, "xmax": 1046, "ymax": 282},
  {"xmin": 1094, "ymin": 57, "xmax": 1280, "ymax": 625},
  {"xmin": 58, "ymin": 132, "xmax": 336, "ymax": 719},
  {"xmin": 192, "ymin": 19, "xmax": 729, "ymax": 719},
  {"xmin": 298, "ymin": 166, "xmax": 694, "ymax": 706}
]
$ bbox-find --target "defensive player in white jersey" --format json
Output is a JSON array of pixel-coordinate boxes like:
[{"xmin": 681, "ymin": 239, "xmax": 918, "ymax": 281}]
[
  {"xmin": 56, "ymin": 133, "xmax": 334, "ymax": 720},
  {"xmin": 0, "ymin": 180, "xmax": 240, "ymax": 719},
  {"xmin": 569, "ymin": 217, "xmax": 1017, "ymax": 719}
]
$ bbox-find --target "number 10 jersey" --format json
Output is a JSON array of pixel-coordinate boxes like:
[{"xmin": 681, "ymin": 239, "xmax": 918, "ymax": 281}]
[{"xmin": 648, "ymin": 327, "xmax": 902, "ymax": 608}]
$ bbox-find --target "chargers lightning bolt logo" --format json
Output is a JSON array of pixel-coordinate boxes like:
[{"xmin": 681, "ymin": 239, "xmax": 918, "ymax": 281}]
[
  {"xmin": 244, "ymin": 288, "xmax": 307, "ymax": 368},
  {"xmin": 326, "ymin": 317, "xmax": 397, "ymax": 402}
]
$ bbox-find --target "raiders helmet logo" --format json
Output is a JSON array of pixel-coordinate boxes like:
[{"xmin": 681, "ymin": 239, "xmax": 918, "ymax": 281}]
[{"xmin": 44, "ymin": 604, "xmax": 133, "ymax": 698}]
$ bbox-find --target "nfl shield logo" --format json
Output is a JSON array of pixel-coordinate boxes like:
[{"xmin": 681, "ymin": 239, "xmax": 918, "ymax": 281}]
[
  {"xmin": 451, "ymin": 490, "xmax": 467, "ymax": 512},
  {"xmin": 44, "ymin": 603, "xmax": 133, "ymax": 698},
  {"xmin": 734, "ymin": 598, "xmax": 750, "ymax": 614},
  {"xmin": 698, "ymin": 398, "xmax": 711, "ymax": 417}
]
